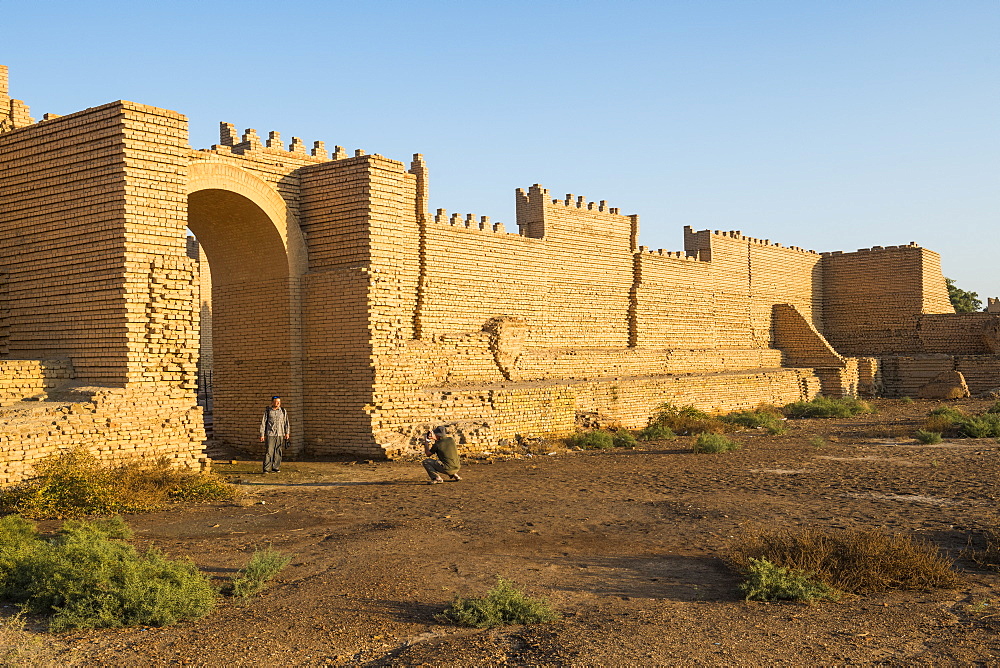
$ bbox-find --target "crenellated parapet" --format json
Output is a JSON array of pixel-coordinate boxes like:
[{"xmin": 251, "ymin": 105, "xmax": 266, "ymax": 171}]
[
  {"xmin": 683, "ymin": 226, "xmax": 821, "ymax": 261},
  {"xmin": 822, "ymin": 242, "xmax": 920, "ymax": 256},
  {"xmin": 515, "ymin": 183, "xmax": 637, "ymax": 251},
  {"xmin": 210, "ymin": 121, "xmax": 356, "ymax": 164}
]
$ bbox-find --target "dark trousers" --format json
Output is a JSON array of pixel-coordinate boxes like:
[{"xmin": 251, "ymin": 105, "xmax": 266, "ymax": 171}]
[{"xmin": 263, "ymin": 434, "xmax": 285, "ymax": 472}]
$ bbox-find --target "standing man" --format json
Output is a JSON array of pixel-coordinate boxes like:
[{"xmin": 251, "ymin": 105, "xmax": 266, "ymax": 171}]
[
  {"xmin": 422, "ymin": 425, "xmax": 462, "ymax": 484},
  {"xmin": 259, "ymin": 396, "xmax": 290, "ymax": 474}
]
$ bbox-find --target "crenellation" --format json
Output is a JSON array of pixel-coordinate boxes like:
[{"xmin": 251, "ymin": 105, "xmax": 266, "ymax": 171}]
[{"xmin": 219, "ymin": 122, "xmax": 239, "ymax": 146}]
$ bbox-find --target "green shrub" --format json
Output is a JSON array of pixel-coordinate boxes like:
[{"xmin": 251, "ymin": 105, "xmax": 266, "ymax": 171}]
[
  {"xmin": 693, "ymin": 433, "xmax": 740, "ymax": 454},
  {"xmin": 637, "ymin": 423, "xmax": 676, "ymax": 441},
  {"xmin": 914, "ymin": 429, "xmax": 943, "ymax": 444},
  {"xmin": 0, "ymin": 449, "xmax": 238, "ymax": 518},
  {"xmin": 783, "ymin": 396, "xmax": 874, "ymax": 419},
  {"xmin": 728, "ymin": 527, "xmax": 959, "ymax": 594},
  {"xmin": 0, "ymin": 516, "xmax": 215, "ymax": 631},
  {"xmin": 923, "ymin": 414, "xmax": 960, "ymax": 435},
  {"xmin": 439, "ymin": 577, "xmax": 559, "ymax": 628},
  {"xmin": 738, "ymin": 557, "xmax": 838, "ymax": 603},
  {"xmin": 611, "ymin": 430, "xmax": 638, "ymax": 449},
  {"xmin": 958, "ymin": 414, "xmax": 1000, "ymax": 438},
  {"xmin": 987, "ymin": 401, "xmax": 1000, "ymax": 414},
  {"xmin": 808, "ymin": 435, "xmax": 826, "ymax": 448},
  {"xmin": 900, "ymin": 396, "xmax": 915, "ymax": 404},
  {"xmin": 648, "ymin": 403, "xmax": 729, "ymax": 435},
  {"xmin": 226, "ymin": 548, "xmax": 291, "ymax": 599},
  {"xmin": 566, "ymin": 430, "xmax": 614, "ymax": 450},
  {"xmin": 929, "ymin": 406, "xmax": 966, "ymax": 420},
  {"xmin": 721, "ymin": 409, "xmax": 786, "ymax": 435}
]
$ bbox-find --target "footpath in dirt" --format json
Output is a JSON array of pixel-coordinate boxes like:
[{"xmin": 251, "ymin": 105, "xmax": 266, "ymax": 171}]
[{"xmin": 39, "ymin": 399, "xmax": 1000, "ymax": 665}]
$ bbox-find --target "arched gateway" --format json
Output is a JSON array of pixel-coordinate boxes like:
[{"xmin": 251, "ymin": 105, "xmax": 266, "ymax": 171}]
[{"xmin": 3, "ymin": 67, "xmax": 995, "ymax": 485}]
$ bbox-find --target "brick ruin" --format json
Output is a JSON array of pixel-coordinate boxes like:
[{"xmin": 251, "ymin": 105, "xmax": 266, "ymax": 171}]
[{"xmin": 2, "ymin": 64, "xmax": 998, "ymax": 482}]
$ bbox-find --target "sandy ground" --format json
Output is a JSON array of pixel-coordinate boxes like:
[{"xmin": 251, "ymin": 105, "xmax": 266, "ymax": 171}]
[{"xmin": 24, "ymin": 398, "xmax": 1000, "ymax": 666}]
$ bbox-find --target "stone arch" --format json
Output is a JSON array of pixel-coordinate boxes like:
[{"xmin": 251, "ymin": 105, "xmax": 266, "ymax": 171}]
[{"xmin": 184, "ymin": 161, "xmax": 305, "ymax": 454}]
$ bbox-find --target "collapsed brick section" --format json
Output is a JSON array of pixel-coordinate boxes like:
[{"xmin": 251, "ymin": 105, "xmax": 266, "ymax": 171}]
[{"xmin": 0, "ymin": 64, "xmax": 996, "ymax": 481}]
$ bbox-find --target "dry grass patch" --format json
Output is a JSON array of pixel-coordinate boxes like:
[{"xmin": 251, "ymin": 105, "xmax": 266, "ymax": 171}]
[
  {"xmin": 0, "ymin": 614, "xmax": 76, "ymax": 666},
  {"xmin": 728, "ymin": 527, "xmax": 960, "ymax": 595},
  {"xmin": 964, "ymin": 526, "xmax": 1000, "ymax": 572},
  {"xmin": 0, "ymin": 449, "xmax": 238, "ymax": 518}
]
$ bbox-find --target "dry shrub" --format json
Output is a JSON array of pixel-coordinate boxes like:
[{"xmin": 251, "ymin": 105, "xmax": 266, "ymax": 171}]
[
  {"xmin": 649, "ymin": 403, "xmax": 730, "ymax": 436},
  {"xmin": 728, "ymin": 527, "xmax": 959, "ymax": 594},
  {"xmin": 964, "ymin": 526, "xmax": 1000, "ymax": 571},
  {"xmin": 0, "ymin": 613, "xmax": 76, "ymax": 666},
  {"xmin": 0, "ymin": 449, "xmax": 238, "ymax": 518},
  {"xmin": 923, "ymin": 414, "xmax": 960, "ymax": 435}
]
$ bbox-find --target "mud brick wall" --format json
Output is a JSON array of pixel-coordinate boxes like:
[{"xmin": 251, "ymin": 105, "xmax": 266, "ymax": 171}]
[
  {"xmin": 954, "ymin": 356, "xmax": 1000, "ymax": 394},
  {"xmin": 370, "ymin": 367, "xmax": 820, "ymax": 456},
  {"xmin": 0, "ymin": 386, "xmax": 207, "ymax": 485},
  {"xmin": 683, "ymin": 228, "xmax": 824, "ymax": 347},
  {"xmin": 3, "ymin": 63, "xmax": 995, "ymax": 470},
  {"xmin": 633, "ymin": 252, "xmax": 717, "ymax": 348},
  {"xmin": 879, "ymin": 355, "xmax": 957, "ymax": 398},
  {"xmin": 515, "ymin": 186, "xmax": 637, "ymax": 348},
  {"xmin": 0, "ymin": 103, "xmax": 145, "ymax": 382},
  {"xmin": 771, "ymin": 303, "xmax": 844, "ymax": 368},
  {"xmin": 0, "ymin": 359, "xmax": 73, "ymax": 405},
  {"xmin": 823, "ymin": 245, "xmax": 954, "ymax": 356},
  {"xmin": 918, "ymin": 313, "xmax": 1000, "ymax": 355},
  {"xmin": 297, "ymin": 155, "xmax": 399, "ymax": 457}
]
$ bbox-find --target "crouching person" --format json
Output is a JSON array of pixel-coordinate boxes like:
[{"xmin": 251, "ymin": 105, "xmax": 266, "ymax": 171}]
[{"xmin": 423, "ymin": 425, "xmax": 462, "ymax": 485}]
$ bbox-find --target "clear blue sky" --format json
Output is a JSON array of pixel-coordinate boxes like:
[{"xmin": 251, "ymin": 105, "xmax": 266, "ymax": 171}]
[{"xmin": 3, "ymin": 0, "xmax": 998, "ymax": 301}]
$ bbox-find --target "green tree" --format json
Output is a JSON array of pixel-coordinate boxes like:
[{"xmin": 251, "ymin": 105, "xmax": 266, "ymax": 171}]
[{"xmin": 946, "ymin": 278, "xmax": 982, "ymax": 313}]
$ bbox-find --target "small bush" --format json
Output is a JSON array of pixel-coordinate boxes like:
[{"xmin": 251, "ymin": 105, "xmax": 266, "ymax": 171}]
[
  {"xmin": 439, "ymin": 577, "xmax": 559, "ymax": 628},
  {"xmin": 783, "ymin": 396, "xmax": 874, "ymax": 419},
  {"xmin": 957, "ymin": 414, "xmax": 1000, "ymax": 438},
  {"xmin": 808, "ymin": 435, "xmax": 826, "ymax": 448},
  {"xmin": 914, "ymin": 429, "xmax": 943, "ymax": 444},
  {"xmin": 226, "ymin": 548, "xmax": 291, "ymax": 599},
  {"xmin": 693, "ymin": 433, "xmax": 740, "ymax": 454},
  {"xmin": 648, "ymin": 403, "xmax": 729, "ymax": 436},
  {"xmin": 722, "ymin": 409, "xmax": 786, "ymax": 435},
  {"xmin": 0, "ymin": 516, "xmax": 215, "ymax": 631},
  {"xmin": 738, "ymin": 557, "xmax": 838, "ymax": 603},
  {"xmin": 611, "ymin": 430, "xmax": 638, "ymax": 449},
  {"xmin": 728, "ymin": 527, "xmax": 959, "ymax": 594},
  {"xmin": 929, "ymin": 406, "xmax": 967, "ymax": 420},
  {"xmin": 900, "ymin": 396, "xmax": 915, "ymax": 404},
  {"xmin": 565, "ymin": 430, "xmax": 614, "ymax": 450},
  {"xmin": 987, "ymin": 401, "xmax": 1000, "ymax": 414},
  {"xmin": 923, "ymin": 414, "xmax": 960, "ymax": 435},
  {"xmin": 637, "ymin": 423, "xmax": 676, "ymax": 441},
  {"xmin": 0, "ymin": 449, "xmax": 238, "ymax": 518}
]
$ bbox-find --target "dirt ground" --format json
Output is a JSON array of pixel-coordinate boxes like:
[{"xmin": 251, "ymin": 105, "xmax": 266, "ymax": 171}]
[{"xmin": 26, "ymin": 398, "xmax": 1000, "ymax": 666}]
